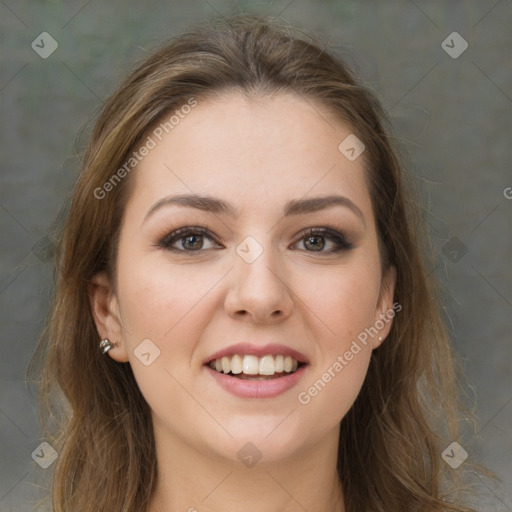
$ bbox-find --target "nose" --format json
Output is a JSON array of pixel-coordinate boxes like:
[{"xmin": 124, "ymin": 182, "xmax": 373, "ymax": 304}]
[{"xmin": 224, "ymin": 242, "xmax": 293, "ymax": 324}]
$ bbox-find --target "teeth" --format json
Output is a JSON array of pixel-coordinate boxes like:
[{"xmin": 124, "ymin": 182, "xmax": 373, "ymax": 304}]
[
  {"xmin": 208, "ymin": 354, "xmax": 302, "ymax": 376},
  {"xmin": 221, "ymin": 356, "xmax": 230, "ymax": 374},
  {"xmin": 259, "ymin": 355, "xmax": 275, "ymax": 375},
  {"xmin": 242, "ymin": 355, "xmax": 259, "ymax": 375},
  {"xmin": 231, "ymin": 354, "xmax": 243, "ymax": 374}
]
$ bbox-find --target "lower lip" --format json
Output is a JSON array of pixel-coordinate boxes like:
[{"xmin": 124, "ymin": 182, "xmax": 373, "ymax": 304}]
[{"xmin": 205, "ymin": 365, "xmax": 307, "ymax": 399}]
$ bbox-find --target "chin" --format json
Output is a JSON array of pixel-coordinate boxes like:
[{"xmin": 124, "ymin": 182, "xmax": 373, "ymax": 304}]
[{"xmin": 199, "ymin": 415, "xmax": 316, "ymax": 466}]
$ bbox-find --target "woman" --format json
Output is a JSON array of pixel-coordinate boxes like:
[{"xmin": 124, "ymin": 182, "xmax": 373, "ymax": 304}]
[{"xmin": 29, "ymin": 14, "xmax": 484, "ymax": 512}]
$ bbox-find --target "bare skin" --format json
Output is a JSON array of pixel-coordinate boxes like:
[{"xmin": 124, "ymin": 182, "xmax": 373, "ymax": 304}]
[{"xmin": 90, "ymin": 92, "xmax": 396, "ymax": 512}]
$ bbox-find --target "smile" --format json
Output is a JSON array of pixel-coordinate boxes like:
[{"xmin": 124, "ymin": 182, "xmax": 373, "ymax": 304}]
[
  {"xmin": 208, "ymin": 354, "xmax": 304, "ymax": 380},
  {"xmin": 204, "ymin": 343, "xmax": 309, "ymax": 398}
]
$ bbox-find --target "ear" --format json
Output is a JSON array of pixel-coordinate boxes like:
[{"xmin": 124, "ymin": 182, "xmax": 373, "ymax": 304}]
[
  {"xmin": 372, "ymin": 265, "xmax": 397, "ymax": 350},
  {"xmin": 88, "ymin": 271, "xmax": 129, "ymax": 362}
]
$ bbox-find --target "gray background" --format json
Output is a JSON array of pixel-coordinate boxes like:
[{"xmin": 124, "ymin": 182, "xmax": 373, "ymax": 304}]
[{"xmin": 1, "ymin": 1, "xmax": 511, "ymax": 510}]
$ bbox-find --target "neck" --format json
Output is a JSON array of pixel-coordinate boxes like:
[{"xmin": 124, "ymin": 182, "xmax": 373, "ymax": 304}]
[{"xmin": 147, "ymin": 420, "xmax": 345, "ymax": 512}]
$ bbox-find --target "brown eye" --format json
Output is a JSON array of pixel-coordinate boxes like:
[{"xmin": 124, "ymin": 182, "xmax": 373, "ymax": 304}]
[
  {"xmin": 295, "ymin": 227, "xmax": 353, "ymax": 253},
  {"xmin": 159, "ymin": 226, "xmax": 221, "ymax": 253},
  {"xmin": 303, "ymin": 234, "xmax": 326, "ymax": 251},
  {"xmin": 179, "ymin": 234, "xmax": 204, "ymax": 250}
]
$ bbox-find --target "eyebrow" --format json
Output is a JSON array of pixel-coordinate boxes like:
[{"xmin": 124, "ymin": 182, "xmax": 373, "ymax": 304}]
[{"xmin": 143, "ymin": 193, "xmax": 364, "ymax": 224}]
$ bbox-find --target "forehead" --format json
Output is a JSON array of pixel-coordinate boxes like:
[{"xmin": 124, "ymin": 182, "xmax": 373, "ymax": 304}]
[{"xmin": 126, "ymin": 91, "xmax": 373, "ymax": 220}]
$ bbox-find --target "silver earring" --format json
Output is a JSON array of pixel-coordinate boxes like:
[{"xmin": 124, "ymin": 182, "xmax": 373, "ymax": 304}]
[
  {"xmin": 100, "ymin": 339, "xmax": 116, "ymax": 354},
  {"xmin": 378, "ymin": 336, "xmax": 383, "ymax": 341}
]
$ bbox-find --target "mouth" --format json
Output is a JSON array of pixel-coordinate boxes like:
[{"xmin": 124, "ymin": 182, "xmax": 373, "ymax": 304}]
[
  {"xmin": 204, "ymin": 343, "xmax": 309, "ymax": 398},
  {"xmin": 207, "ymin": 354, "xmax": 306, "ymax": 381}
]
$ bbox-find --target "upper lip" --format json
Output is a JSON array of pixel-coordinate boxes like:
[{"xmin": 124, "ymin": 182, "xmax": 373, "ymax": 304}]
[{"xmin": 204, "ymin": 343, "xmax": 309, "ymax": 365}]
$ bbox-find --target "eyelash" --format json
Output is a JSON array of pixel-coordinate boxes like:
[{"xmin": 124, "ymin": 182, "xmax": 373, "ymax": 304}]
[{"xmin": 157, "ymin": 225, "xmax": 354, "ymax": 255}]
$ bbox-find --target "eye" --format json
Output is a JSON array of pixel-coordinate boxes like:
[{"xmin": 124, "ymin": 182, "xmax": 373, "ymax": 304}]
[
  {"xmin": 157, "ymin": 225, "xmax": 353, "ymax": 254},
  {"xmin": 293, "ymin": 227, "xmax": 353, "ymax": 253},
  {"xmin": 158, "ymin": 226, "xmax": 222, "ymax": 253}
]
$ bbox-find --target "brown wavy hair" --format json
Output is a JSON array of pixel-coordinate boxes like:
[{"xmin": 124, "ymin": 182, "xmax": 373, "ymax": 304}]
[{"xmin": 28, "ymin": 13, "xmax": 485, "ymax": 512}]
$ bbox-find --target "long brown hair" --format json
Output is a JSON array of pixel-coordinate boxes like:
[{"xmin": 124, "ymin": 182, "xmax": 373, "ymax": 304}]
[{"xmin": 28, "ymin": 14, "xmax": 484, "ymax": 511}]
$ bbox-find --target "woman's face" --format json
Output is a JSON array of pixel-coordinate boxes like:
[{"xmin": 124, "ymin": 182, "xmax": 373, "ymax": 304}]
[{"xmin": 93, "ymin": 92, "xmax": 396, "ymax": 465}]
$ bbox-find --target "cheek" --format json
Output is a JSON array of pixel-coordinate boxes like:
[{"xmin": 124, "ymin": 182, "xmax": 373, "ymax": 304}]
[
  {"xmin": 116, "ymin": 251, "xmax": 220, "ymax": 343},
  {"xmin": 299, "ymin": 258, "xmax": 381, "ymax": 344},
  {"xmin": 293, "ymin": 260, "xmax": 380, "ymax": 426},
  {"xmin": 115, "ymin": 256, "xmax": 221, "ymax": 425}
]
